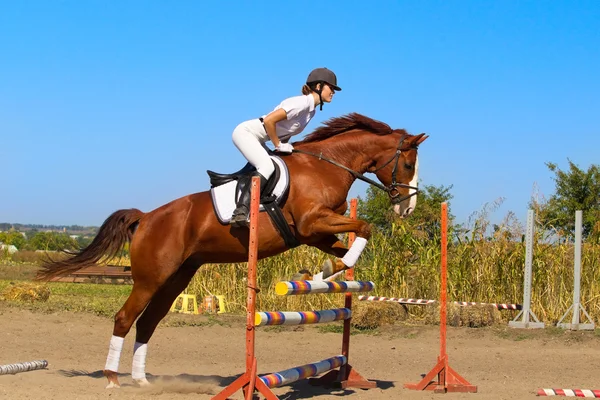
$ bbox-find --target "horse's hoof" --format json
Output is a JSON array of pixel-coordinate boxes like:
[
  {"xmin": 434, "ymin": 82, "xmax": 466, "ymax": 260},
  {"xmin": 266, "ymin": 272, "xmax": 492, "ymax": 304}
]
[
  {"xmin": 103, "ymin": 369, "xmax": 120, "ymax": 389},
  {"xmin": 106, "ymin": 381, "xmax": 120, "ymax": 389},
  {"xmin": 291, "ymin": 270, "xmax": 312, "ymax": 281},
  {"xmin": 322, "ymin": 259, "xmax": 334, "ymax": 279},
  {"xmin": 133, "ymin": 377, "xmax": 151, "ymax": 387}
]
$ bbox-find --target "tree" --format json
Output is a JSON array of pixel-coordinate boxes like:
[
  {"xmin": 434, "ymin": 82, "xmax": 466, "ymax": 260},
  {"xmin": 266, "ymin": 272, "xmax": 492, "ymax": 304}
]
[
  {"xmin": 357, "ymin": 182, "xmax": 454, "ymax": 237},
  {"xmin": 25, "ymin": 232, "xmax": 79, "ymax": 251},
  {"xmin": 76, "ymin": 236, "xmax": 94, "ymax": 249},
  {"xmin": 0, "ymin": 231, "xmax": 26, "ymax": 250},
  {"xmin": 532, "ymin": 159, "xmax": 600, "ymax": 241}
]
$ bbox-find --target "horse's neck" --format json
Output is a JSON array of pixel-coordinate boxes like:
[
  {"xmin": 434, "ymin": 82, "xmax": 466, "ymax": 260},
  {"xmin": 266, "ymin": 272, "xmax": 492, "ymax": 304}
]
[{"xmin": 301, "ymin": 131, "xmax": 378, "ymax": 174}]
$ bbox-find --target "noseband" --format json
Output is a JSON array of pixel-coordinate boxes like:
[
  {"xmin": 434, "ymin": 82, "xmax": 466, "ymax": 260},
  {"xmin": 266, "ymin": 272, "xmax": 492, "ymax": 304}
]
[
  {"xmin": 292, "ymin": 133, "xmax": 420, "ymax": 204},
  {"xmin": 369, "ymin": 133, "xmax": 419, "ymax": 204}
]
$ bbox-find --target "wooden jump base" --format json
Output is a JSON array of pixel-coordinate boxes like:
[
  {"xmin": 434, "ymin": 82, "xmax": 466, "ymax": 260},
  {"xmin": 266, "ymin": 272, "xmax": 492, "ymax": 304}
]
[
  {"xmin": 0, "ymin": 360, "xmax": 48, "ymax": 375},
  {"xmin": 404, "ymin": 202, "xmax": 477, "ymax": 394},
  {"xmin": 48, "ymin": 265, "xmax": 132, "ymax": 284},
  {"xmin": 358, "ymin": 295, "xmax": 522, "ymax": 310},
  {"xmin": 537, "ymin": 388, "xmax": 600, "ymax": 397},
  {"xmin": 212, "ymin": 180, "xmax": 375, "ymax": 399}
]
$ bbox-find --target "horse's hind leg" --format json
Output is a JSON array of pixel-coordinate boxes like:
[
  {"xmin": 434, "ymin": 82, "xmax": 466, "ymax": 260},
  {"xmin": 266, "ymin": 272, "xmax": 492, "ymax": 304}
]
[
  {"xmin": 129, "ymin": 260, "xmax": 200, "ymax": 385},
  {"xmin": 103, "ymin": 282, "xmax": 157, "ymax": 388}
]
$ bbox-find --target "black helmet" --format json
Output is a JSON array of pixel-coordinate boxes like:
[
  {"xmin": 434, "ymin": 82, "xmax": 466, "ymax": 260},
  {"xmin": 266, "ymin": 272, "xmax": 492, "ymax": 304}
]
[{"xmin": 306, "ymin": 67, "xmax": 341, "ymax": 91}]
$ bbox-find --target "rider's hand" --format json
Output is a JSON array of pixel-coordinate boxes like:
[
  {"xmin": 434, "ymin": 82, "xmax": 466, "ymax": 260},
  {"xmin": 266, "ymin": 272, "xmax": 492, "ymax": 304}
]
[{"xmin": 276, "ymin": 142, "xmax": 294, "ymax": 153}]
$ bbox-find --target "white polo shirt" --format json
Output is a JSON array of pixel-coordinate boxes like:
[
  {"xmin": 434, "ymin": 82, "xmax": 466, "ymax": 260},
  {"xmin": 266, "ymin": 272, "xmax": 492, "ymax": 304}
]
[{"xmin": 263, "ymin": 94, "xmax": 316, "ymax": 142}]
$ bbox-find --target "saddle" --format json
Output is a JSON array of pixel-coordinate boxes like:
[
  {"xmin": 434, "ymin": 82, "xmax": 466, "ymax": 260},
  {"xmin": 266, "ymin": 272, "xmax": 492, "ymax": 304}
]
[
  {"xmin": 207, "ymin": 163, "xmax": 256, "ymax": 188},
  {"xmin": 206, "ymin": 157, "xmax": 300, "ymax": 249}
]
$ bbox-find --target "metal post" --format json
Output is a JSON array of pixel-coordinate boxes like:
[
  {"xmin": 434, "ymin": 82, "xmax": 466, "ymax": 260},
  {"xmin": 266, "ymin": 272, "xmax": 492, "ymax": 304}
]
[
  {"xmin": 557, "ymin": 210, "xmax": 595, "ymax": 330},
  {"xmin": 509, "ymin": 210, "xmax": 545, "ymax": 329}
]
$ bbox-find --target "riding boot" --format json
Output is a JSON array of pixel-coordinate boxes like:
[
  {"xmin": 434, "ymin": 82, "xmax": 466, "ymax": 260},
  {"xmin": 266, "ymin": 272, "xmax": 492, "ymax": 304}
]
[
  {"xmin": 231, "ymin": 176, "xmax": 253, "ymax": 227},
  {"xmin": 257, "ymin": 172, "xmax": 272, "ymax": 200},
  {"xmin": 231, "ymin": 173, "xmax": 272, "ymax": 227}
]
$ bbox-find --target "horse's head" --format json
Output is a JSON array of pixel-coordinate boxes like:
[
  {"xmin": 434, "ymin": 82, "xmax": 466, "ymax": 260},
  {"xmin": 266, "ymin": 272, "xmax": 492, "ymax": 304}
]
[
  {"xmin": 370, "ymin": 130, "xmax": 428, "ymax": 218},
  {"xmin": 295, "ymin": 113, "xmax": 429, "ymax": 219}
]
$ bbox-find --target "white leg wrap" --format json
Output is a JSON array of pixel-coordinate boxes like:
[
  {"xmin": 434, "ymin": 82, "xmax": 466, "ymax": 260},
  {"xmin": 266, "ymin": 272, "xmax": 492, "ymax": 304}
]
[
  {"xmin": 341, "ymin": 237, "xmax": 368, "ymax": 267},
  {"xmin": 104, "ymin": 335, "xmax": 125, "ymax": 372},
  {"xmin": 132, "ymin": 342, "xmax": 148, "ymax": 380}
]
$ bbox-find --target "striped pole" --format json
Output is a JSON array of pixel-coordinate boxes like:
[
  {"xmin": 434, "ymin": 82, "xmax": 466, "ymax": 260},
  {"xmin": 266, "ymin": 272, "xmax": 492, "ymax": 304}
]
[
  {"xmin": 255, "ymin": 308, "xmax": 351, "ymax": 326},
  {"xmin": 259, "ymin": 356, "xmax": 347, "ymax": 388},
  {"xmin": 0, "ymin": 360, "xmax": 48, "ymax": 375},
  {"xmin": 537, "ymin": 388, "xmax": 600, "ymax": 397},
  {"xmin": 275, "ymin": 280, "xmax": 374, "ymax": 296},
  {"xmin": 359, "ymin": 296, "xmax": 434, "ymax": 305},
  {"xmin": 358, "ymin": 295, "xmax": 522, "ymax": 310}
]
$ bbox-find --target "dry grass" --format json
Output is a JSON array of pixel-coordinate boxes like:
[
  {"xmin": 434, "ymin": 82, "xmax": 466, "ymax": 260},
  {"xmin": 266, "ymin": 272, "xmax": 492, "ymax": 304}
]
[
  {"xmin": 351, "ymin": 301, "xmax": 408, "ymax": 330},
  {"xmin": 1, "ymin": 282, "xmax": 51, "ymax": 302},
  {"xmin": 424, "ymin": 303, "xmax": 502, "ymax": 328},
  {"xmin": 0, "ymin": 279, "xmax": 131, "ymax": 317},
  {"xmin": 0, "ymin": 263, "xmax": 39, "ymax": 280}
]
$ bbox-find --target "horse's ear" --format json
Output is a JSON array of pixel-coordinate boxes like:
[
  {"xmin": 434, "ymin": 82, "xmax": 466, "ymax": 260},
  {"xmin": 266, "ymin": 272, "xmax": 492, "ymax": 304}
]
[{"xmin": 415, "ymin": 133, "xmax": 429, "ymax": 145}]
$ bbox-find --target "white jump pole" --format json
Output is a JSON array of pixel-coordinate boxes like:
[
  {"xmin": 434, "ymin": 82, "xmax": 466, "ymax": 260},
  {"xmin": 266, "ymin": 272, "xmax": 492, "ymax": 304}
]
[
  {"xmin": 509, "ymin": 209, "xmax": 545, "ymax": 329},
  {"xmin": 0, "ymin": 360, "xmax": 48, "ymax": 375},
  {"xmin": 557, "ymin": 210, "xmax": 595, "ymax": 330}
]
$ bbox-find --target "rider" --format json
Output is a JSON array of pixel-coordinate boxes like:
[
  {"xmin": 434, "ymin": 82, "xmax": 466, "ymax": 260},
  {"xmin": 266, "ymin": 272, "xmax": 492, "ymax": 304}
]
[{"xmin": 230, "ymin": 67, "xmax": 342, "ymax": 227}]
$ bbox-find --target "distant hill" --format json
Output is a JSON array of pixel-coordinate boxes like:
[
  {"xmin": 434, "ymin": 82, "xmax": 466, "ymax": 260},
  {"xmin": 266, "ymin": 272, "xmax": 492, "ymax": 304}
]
[{"xmin": 0, "ymin": 223, "xmax": 98, "ymax": 236}]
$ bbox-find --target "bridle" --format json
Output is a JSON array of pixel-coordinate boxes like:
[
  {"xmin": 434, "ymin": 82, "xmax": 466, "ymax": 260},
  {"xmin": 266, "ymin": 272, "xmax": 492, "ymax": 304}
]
[{"xmin": 292, "ymin": 133, "xmax": 420, "ymax": 204}]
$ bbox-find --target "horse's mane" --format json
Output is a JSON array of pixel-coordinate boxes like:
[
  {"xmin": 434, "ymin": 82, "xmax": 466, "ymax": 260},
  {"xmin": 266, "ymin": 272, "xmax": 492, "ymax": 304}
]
[{"xmin": 298, "ymin": 112, "xmax": 398, "ymax": 144}]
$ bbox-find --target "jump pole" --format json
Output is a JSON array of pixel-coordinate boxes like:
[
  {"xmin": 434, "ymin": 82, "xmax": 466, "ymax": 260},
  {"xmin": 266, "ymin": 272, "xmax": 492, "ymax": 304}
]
[
  {"xmin": 358, "ymin": 295, "xmax": 522, "ymax": 310},
  {"xmin": 404, "ymin": 202, "xmax": 477, "ymax": 393},
  {"xmin": 0, "ymin": 360, "xmax": 48, "ymax": 375},
  {"xmin": 212, "ymin": 176, "xmax": 278, "ymax": 400},
  {"xmin": 537, "ymin": 388, "xmax": 600, "ymax": 397}
]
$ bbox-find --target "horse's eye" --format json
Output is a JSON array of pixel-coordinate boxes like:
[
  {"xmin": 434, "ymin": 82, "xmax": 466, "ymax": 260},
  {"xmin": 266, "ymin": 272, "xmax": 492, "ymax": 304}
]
[{"xmin": 404, "ymin": 163, "xmax": 413, "ymax": 170}]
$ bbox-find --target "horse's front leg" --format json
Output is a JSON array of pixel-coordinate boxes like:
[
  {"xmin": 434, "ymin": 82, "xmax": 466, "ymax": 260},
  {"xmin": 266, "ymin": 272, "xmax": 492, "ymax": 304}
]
[{"xmin": 298, "ymin": 211, "xmax": 372, "ymax": 279}]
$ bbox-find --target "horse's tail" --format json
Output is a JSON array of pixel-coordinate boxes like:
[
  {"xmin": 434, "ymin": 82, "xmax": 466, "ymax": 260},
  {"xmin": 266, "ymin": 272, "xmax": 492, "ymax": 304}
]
[{"xmin": 35, "ymin": 208, "xmax": 145, "ymax": 281}]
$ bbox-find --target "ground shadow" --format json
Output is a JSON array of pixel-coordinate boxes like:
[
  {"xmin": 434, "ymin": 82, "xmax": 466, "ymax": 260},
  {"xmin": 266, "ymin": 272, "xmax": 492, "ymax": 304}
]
[
  {"xmin": 57, "ymin": 369, "xmax": 395, "ymax": 398},
  {"xmin": 57, "ymin": 369, "xmax": 235, "ymax": 386},
  {"xmin": 275, "ymin": 379, "xmax": 395, "ymax": 400}
]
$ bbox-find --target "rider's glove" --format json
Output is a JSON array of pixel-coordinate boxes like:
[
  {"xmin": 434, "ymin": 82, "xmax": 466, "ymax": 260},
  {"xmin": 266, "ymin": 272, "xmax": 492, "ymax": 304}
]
[{"xmin": 276, "ymin": 143, "xmax": 294, "ymax": 153}]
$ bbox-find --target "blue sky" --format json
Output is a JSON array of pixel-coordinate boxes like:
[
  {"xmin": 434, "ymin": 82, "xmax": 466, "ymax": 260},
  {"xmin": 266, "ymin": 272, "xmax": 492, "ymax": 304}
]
[{"xmin": 1, "ymin": 1, "xmax": 599, "ymax": 227}]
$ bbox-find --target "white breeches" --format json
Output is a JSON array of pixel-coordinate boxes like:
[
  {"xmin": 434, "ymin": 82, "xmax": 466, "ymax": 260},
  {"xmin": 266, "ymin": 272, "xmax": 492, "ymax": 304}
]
[{"xmin": 232, "ymin": 119, "xmax": 275, "ymax": 180}]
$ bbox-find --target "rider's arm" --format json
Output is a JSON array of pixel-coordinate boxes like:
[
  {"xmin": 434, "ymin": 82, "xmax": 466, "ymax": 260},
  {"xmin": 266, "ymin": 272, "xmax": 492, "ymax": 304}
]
[{"xmin": 262, "ymin": 108, "xmax": 288, "ymax": 148}]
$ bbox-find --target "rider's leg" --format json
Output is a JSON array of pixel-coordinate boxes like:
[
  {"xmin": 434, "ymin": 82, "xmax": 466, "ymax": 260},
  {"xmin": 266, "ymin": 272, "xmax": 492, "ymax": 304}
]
[{"xmin": 231, "ymin": 120, "xmax": 275, "ymax": 224}]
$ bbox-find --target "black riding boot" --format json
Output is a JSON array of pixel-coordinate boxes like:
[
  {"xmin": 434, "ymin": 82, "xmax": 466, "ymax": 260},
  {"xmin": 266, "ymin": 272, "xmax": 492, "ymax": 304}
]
[{"xmin": 231, "ymin": 173, "xmax": 271, "ymax": 227}]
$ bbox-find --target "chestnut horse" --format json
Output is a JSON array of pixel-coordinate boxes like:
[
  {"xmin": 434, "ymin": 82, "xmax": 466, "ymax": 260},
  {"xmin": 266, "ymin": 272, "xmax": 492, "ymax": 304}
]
[{"xmin": 36, "ymin": 112, "xmax": 428, "ymax": 388}]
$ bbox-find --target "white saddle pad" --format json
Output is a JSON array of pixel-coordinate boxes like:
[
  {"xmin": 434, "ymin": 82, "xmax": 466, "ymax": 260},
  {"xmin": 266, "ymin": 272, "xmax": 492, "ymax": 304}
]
[{"xmin": 210, "ymin": 156, "xmax": 290, "ymax": 224}]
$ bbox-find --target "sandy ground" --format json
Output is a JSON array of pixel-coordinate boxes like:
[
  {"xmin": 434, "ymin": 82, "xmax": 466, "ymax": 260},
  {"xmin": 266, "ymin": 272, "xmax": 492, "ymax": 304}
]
[{"xmin": 1, "ymin": 305, "xmax": 600, "ymax": 400}]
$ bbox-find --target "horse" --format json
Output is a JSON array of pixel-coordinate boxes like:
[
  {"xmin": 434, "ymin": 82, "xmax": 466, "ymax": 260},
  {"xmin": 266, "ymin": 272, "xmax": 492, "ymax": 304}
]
[{"xmin": 35, "ymin": 112, "xmax": 428, "ymax": 388}]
